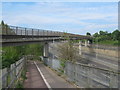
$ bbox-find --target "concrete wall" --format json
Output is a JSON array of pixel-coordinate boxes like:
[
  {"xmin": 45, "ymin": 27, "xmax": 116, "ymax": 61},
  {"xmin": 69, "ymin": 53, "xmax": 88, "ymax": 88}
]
[
  {"xmin": 46, "ymin": 42, "xmax": 119, "ymax": 88},
  {"xmin": 43, "ymin": 57, "xmax": 119, "ymax": 88},
  {"xmin": 81, "ymin": 45, "xmax": 119, "ymax": 58}
]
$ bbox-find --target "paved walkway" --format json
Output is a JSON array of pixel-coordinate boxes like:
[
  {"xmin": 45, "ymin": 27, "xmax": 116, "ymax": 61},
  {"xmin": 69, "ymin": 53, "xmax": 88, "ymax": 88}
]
[
  {"xmin": 35, "ymin": 61, "xmax": 75, "ymax": 88},
  {"xmin": 24, "ymin": 60, "xmax": 76, "ymax": 89},
  {"xmin": 24, "ymin": 61, "xmax": 48, "ymax": 89}
]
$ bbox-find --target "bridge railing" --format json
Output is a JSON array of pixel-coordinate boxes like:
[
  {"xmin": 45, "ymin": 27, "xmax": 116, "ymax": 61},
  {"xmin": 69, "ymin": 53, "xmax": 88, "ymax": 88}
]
[{"xmin": 2, "ymin": 25, "xmax": 63, "ymax": 36}]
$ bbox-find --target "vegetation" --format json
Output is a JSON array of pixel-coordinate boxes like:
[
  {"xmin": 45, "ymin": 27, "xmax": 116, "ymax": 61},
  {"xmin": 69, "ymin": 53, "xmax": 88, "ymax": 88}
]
[
  {"xmin": 58, "ymin": 41, "xmax": 77, "ymax": 62},
  {"xmin": 57, "ymin": 37, "xmax": 80, "ymax": 71},
  {"xmin": 2, "ymin": 44, "xmax": 43, "ymax": 69},
  {"xmin": 25, "ymin": 44, "xmax": 43, "ymax": 60},
  {"xmin": 16, "ymin": 69, "xmax": 27, "ymax": 89},
  {"xmin": 0, "ymin": 20, "xmax": 15, "ymax": 35},
  {"xmin": 1, "ymin": 21, "xmax": 43, "ymax": 69},
  {"xmin": 2, "ymin": 46, "xmax": 25, "ymax": 68},
  {"xmin": 86, "ymin": 30, "xmax": 120, "ymax": 46}
]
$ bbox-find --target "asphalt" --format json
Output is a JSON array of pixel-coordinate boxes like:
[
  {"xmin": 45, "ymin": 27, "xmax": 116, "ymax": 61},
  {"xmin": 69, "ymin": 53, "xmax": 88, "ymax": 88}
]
[
  {"xmin": 24, "ymin": 60, "xmax": 76, "ymax": 89},
  {"xmin": 35, "ymin": 61, "xmax": 76, "ymax": 88},
  {"xmin": 24, "ymin": 60, "xmax": 48, "ymax": 89}
]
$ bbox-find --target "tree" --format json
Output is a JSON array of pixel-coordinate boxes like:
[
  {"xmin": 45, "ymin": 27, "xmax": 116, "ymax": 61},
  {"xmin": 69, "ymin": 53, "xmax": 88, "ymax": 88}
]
[
  {"xmin": 0, "ymin": 20, "xmax": 16, "ymax": 35},
  {"xmin": 112, "ymin": 30, "xmax": 120, "ymax": 40},
  {"xmin": 86, "ymin": 32, "xmax": 91, "ymax": 36},
  {"xmin": 93, "ymin": 32, "xmax": 99, "ymax": 37},
  {"xmin": 58, "ymin": 42, "xmax": 77, "ymax": 62},
  {"xmin": 1, "ymin": 20, "xmax": 4, "ymax": 26},
  {"xmin": 57, "ymin": 41, "xmax": 79, "ymax": 71},
  {"xmin": 99, "ymin": 31, "xmax": 108, "ymax": 36}
]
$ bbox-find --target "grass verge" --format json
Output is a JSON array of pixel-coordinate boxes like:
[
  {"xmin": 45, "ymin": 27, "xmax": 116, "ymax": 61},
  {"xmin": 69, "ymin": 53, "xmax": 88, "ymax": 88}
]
[{"xmin": 16, "ymin": 69, "xmax": 27, "ymax": 89}]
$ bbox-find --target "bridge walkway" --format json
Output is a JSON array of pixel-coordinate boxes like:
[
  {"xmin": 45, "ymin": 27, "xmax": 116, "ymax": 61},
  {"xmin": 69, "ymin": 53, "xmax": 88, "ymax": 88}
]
[{"xmin": 24, "ymin": 60, "xmax": 76, "ymax": 89}]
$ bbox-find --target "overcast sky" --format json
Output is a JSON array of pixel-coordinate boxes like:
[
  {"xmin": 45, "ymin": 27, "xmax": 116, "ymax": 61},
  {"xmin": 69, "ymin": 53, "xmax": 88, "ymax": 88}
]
[{"xmin": 2, "ymin": 2, "xmax": 118, "ymax": 35}]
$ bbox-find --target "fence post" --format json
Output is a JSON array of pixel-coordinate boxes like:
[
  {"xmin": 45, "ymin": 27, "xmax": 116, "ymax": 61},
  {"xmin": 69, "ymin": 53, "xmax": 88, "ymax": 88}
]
[
  {"xmin": 16, "ymin": 27, "xmax": 18, "ymax": 35},
  {"xmin": 32, "ymin": 29, "xmax": 33, "ymax": 39},
  {"xmin": 21, "ymin": 30, "xmax": 22, "ymax": 35},
  {"xmin": 38, "ymin": 29, "xmax": 39, "ymax": 36},
  {"xmin": 5, "ymin": 25, "xmax": 8, "ymax": 35}
]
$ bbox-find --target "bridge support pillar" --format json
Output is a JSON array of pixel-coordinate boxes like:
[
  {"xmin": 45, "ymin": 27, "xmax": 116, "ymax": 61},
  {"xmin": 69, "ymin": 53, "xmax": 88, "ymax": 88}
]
[
  {"xmin": 43, "ymin": 42, "xmax": 49, "ymax": 58},
  {"xmin": 85, "ymin": 40, "xmax": 88, "ymax": 47},
  {"xmin": 79, "ymin": 41, "xmax": 82, "ymax": 55}
]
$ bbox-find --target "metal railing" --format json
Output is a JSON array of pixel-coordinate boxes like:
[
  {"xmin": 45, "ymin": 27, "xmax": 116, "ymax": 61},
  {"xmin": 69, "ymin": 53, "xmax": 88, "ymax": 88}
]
[
  {"xmin": 1, "ymin": 25, "xmax": 92, "ymax": 39},
  {"xmin": 1, "ymin": 25, "xmax": 63, "ymax": 36}
]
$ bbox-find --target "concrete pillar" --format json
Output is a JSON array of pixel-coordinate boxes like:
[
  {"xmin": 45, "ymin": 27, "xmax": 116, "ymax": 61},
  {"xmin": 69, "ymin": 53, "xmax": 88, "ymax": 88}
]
[
  {"xmin": 79, "ymin": 41, "xmax": 82, "ymax": 55},
  {"xmin": 53, "ymin": 39, "xmax": 55, "ymax": 43},
  {"xmin": 88, "ymin": 40, "xmax": 90, "ymax": 46},
  {"xmin": 85, "ymin": 40, "xmax": 87, "ymax": 47},
  {"xmin": 43, "ymin": 42, "xmax": 49, "ymax": 58}
]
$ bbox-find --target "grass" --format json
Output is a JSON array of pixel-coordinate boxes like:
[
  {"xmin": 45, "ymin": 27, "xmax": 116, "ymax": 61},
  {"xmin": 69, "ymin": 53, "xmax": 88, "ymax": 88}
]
[
  {"xmin": 16, "ymin": 69, "xmax": 27, "ymax": 89},
  {"xmin": 16, "ymin": 81, "xmax": 24, "ymax": 89},
  {"xmin": 94, "ymin": 40, "xmax": 120, "ymax": 46}
]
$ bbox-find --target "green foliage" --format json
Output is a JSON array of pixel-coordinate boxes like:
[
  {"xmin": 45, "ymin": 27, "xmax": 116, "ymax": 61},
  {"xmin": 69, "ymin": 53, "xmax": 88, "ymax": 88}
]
[
  {"xmin": 2, "ymin": 46, "xmax": 24, "ymax": 68},
  {"xmin": 16, "ymin": 81, "xmax": 24, "ymax": 89},
  {"xmin": 112, "ymin": 30, "xmax": 120, "ymax": 40},
  {"xmin": 2, "ymin": 44, "xmax": 43, "ymax": 69},
  {"xmin": 93, "ymin": 30, "xmax": 120, "ymax": 46},
  {"xmin": 25, "ymin": 44, "xmax": 43, "ymax": 60},
  {"xmin": 21, "ymin": 69, "xmax": 27, "ymax": 80},
  {"xmin": 86, "ymin": 32, "xmax": 91, "ymax": 36},
  {"xmin": 0, "ymin": 20, "xmax": 15, "ymax": 35},
  {"xmin": 94, "ymin": 40, "xmax": 119, "ymax": 45}
]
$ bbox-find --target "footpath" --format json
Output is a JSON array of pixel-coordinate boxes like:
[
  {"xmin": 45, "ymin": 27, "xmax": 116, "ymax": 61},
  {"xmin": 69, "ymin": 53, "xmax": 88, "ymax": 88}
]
[{"xmin": 24, "ymin": 60, "xmax": 76, "ymax": 89}]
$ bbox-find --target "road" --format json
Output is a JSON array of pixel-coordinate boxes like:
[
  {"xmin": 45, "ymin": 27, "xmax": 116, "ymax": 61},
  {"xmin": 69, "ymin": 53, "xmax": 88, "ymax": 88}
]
[
  {"xmin": 81, "ymin": 52, "xmax": 118, "ymax": 71},
  {"xmin": 49, "ymin": 43, "xmax": 118, "ymax": 71}
]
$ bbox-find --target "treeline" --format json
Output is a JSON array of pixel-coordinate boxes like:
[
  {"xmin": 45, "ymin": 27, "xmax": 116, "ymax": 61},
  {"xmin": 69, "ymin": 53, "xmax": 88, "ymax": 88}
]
[
  {"xmin": 86, "ymin": 30, "xmax": 120, "ymax": 46},
  {"xmin": 0, "ymin": 20, "xmax": 15, "ymax": 34},
  {"xmin": 2, "ymin": 44, "xmax": 43, "ymax": 69}
]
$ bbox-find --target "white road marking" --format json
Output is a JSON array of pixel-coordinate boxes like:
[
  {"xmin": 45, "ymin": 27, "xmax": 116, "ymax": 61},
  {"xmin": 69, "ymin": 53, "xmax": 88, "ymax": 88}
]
[{"xmin": 34, "ymin": 61, "xmax": 52, "ymax": 90}]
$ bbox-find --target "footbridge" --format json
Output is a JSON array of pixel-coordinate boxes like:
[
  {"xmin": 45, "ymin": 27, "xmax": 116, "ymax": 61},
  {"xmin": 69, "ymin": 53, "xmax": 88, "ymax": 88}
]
[{"xmin": 1, "ymin": 25, "xmax": 92, "ymax": 46}]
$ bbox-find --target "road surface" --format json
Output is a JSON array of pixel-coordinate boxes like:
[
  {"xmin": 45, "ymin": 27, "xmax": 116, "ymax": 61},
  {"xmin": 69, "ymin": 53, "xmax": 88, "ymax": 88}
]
[{"xmin": 24, "ymin": 60, "xmax": 76, "ymax": 89}]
